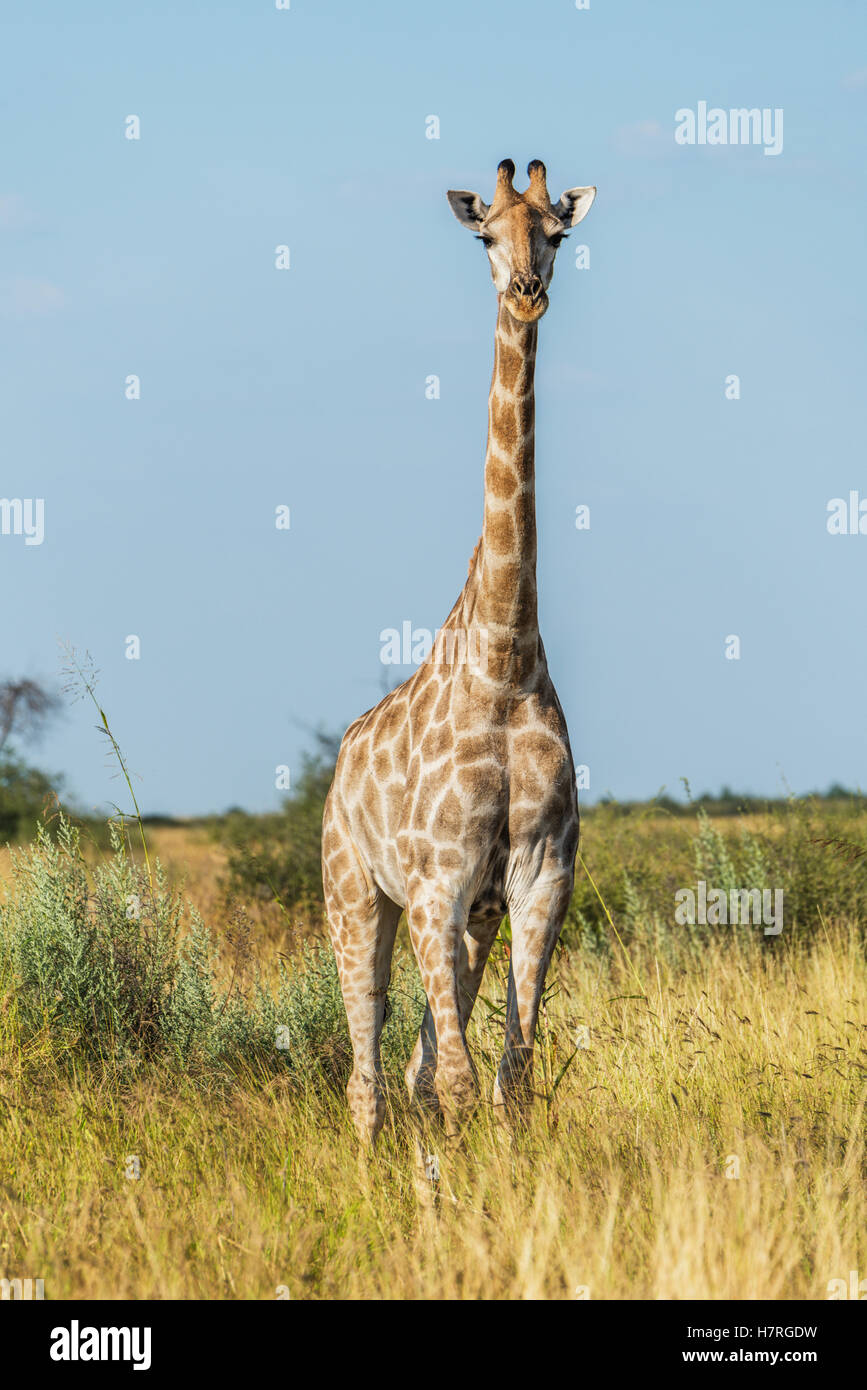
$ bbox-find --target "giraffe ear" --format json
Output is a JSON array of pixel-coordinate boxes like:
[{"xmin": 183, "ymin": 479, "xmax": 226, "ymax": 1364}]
[
  {"xmin": 551, "ymin": 186, "xmax": 596, "ymax": 227},
  {"xmin": 447, "ymin": 190, "xmax": 490, "ymax": 230}
]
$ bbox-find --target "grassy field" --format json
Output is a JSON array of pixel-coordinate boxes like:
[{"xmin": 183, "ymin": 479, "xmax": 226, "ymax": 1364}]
[{"xmin": 0, "ymin": 805, "xmax": 865, "ymax": 1300}]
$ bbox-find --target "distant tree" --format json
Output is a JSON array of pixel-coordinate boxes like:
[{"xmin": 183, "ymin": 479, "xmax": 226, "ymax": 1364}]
[
  {"xmin": 0, "ymin": 676, "xmax": 63, "ymax": 840},
  {"xmin": 825, "ymin": 783, "xmax": 856, "ymax": 801},
  {"xmin": 0, "ymin": 677, "xmax": 61, "ymax": 753}
]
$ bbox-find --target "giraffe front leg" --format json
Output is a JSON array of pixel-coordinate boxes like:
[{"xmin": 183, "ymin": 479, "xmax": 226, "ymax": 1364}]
[
  {"xmin": 323, "ymin": 807, "xmax": 401, "ymax": 1147},
  {"xmin": 405, "ymin": 1005, "xmax": 439, "ymax": 1114},
  {"xmin": 406, "ymin": 887, "xmax": 477, "ymax": 1134},
  {"xmin": 405, "ymin": 908, "xmax": 502, "ymax": 1113},
  {"xmin": 494, "ymin": 871, "xmax": 573, "ymax": 1122},
  {"xmin": 328, "ymin": 893, "xmax": 401, "ymax": 1146}
]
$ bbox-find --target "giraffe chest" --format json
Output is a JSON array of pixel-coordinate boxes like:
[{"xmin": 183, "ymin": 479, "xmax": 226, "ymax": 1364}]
[
  {"xmin": 396, "ymin": 686, "xmax": 577, "ymax": 891},
  {"xmin": 333, "ymin": 670, "xmax": 578, "ymax": 910}
]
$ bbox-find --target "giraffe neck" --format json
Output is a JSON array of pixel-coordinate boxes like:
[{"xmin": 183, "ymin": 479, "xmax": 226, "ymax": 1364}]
[{"xmin": 464, "ymin": 298, "xmax": 540, "ymax": 677}]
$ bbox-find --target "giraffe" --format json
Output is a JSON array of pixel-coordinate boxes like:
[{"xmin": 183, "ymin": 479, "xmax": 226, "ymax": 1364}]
[{"xmin": 321, "ymin": 158, "xmax": 596, "ymax": 1145}]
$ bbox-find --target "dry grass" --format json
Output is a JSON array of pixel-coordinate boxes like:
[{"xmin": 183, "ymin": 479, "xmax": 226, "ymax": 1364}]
[{"xmin": 1, "ymin": 905, "xmax": 864, "ymax": 1300}]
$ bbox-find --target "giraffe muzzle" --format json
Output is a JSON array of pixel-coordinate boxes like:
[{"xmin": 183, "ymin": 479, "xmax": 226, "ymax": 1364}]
[{"xmin": 505, "ymin": 274, "xmax": 548, "ymax": 322}]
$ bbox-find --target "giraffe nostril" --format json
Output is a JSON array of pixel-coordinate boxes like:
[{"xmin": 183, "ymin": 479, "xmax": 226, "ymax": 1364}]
[{"xmin": 510, "ymin": 274, "xmax": 543, "ymax": 301}]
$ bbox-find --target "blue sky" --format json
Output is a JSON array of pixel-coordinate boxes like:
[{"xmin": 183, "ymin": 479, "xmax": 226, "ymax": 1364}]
[{"xmin": 1, "ymin": 0, "xmax": 865, "ymax": 816}]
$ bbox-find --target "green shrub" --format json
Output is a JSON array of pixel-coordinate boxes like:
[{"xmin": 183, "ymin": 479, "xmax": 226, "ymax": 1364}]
[{"xmin": 0, "ymin": 814, "xmax": 425, "ymax": 1089}]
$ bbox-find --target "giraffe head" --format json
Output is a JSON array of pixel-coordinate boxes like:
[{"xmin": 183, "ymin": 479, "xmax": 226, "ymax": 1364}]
[{"xmin": 448, "ymin": 159, "xmax": 595, "ymax": 323}]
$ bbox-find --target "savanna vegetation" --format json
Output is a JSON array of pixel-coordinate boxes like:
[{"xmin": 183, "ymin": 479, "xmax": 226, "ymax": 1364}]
[{"xmin": 0, "ymin": 675, "xmax": 864, "ymax": 1299}]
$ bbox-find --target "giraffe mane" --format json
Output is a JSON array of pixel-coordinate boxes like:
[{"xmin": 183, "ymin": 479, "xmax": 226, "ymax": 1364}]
[{"xmin": 467, "ymin": 536, "xmax": 482, "ymax": 578}]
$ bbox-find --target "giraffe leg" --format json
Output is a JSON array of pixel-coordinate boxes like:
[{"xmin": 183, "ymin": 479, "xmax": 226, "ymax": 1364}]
[
  {"xmin": 329, "ymin": 891, "xmax": 401, "ymax": 1146},
  {"xmin": 405, "ymin": 909, "xmax": 503, "ymax": 1111},
  {"xmin": 494, "ymin": 871, "xmax": 574, "ymax": 1120},
  {"xmin": 404, "ymin": 1002, "xmax": 438, "ymax": 1113},
  {"xmin": 405, "ymin": 888, "xmax": 478, "ymax": 1132},
  {"xmin": 323, "ymin": 806, "xmax": 401, "ymax": 1146}
]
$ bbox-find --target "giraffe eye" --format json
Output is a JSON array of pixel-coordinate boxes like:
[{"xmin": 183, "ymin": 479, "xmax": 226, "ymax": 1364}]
[
  {"xmin": 476, "ymin": 235, "xmax": 494, "ymax": 248},
  {"xmin": 549, "ymin": 232, "xmax": 568, "ymax": 248}
]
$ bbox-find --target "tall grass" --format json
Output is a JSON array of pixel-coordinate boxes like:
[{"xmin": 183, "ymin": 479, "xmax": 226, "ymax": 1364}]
[
  {"xmin": 0, "ymin": 811, "xmax": 865, "ymax": 1299},
  {"xmin": 2, "ymin": 667, "xmax": 863, "ymax": 1297}
]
